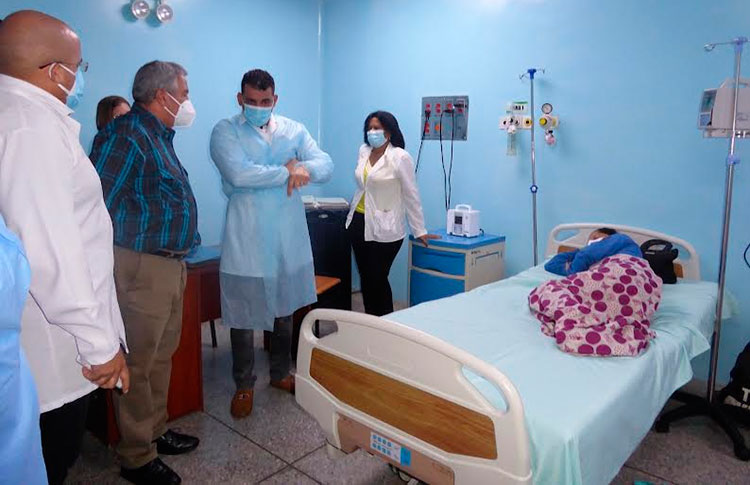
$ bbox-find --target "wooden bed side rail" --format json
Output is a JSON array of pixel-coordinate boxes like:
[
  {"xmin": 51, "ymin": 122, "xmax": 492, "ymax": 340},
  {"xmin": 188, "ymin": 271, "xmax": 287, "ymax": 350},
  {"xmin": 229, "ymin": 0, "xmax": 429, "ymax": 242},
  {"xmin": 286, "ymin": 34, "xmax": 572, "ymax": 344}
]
[{"xmin": 295, "ymin": 308, "xmax": 532, "ymax": 483}]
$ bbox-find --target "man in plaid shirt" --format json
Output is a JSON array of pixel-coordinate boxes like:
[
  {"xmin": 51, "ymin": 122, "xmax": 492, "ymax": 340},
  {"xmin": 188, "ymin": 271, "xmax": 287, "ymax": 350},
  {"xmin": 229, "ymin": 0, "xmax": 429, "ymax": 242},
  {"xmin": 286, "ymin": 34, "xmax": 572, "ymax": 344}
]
[{"xmin": 90, "ymin": 60, "xmax": 200, "ymax": 485}]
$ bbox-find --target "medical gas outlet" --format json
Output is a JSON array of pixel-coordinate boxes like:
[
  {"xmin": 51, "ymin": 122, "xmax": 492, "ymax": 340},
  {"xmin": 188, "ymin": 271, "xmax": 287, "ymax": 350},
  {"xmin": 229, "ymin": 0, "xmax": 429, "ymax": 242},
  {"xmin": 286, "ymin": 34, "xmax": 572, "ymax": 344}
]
[
  {"xmin": 539, "ymin": 103, "xmax": 559, "ymax": 146},
  {"xmin": 499, "ymin": 101, "xmax": 532, "ymax": 156}
]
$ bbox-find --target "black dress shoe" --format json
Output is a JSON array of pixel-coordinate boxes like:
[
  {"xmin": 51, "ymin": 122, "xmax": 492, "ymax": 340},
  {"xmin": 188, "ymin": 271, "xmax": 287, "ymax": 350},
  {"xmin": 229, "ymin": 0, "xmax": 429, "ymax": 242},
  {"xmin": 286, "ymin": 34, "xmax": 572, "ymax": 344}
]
[
  {"xmin": 154, "ymin": 429, "xmax": 200, "ymax": 455},
  {"xmin": 121, "ymin": 457, "xmax": 181, "ymax": 485}
]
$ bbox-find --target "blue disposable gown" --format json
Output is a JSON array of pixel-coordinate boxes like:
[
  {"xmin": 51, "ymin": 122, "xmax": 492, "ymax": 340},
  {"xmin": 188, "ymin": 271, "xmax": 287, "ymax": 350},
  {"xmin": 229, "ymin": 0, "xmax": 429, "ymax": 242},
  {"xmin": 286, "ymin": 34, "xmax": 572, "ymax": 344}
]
[
  {"xmin": 209, "ymin": 114, "xmax": 333, "ymax": 330},
  {"xmin": 0, "ymin": 214, "xmax": 47, "ymax": 484}
]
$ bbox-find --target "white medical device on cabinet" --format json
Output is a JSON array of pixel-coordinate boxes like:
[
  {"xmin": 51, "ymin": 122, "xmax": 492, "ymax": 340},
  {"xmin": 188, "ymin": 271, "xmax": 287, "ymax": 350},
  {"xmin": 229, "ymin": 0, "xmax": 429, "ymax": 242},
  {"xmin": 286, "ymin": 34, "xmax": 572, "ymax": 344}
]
[{"xmin": 446, "ymin": 204, "xmax": 481, "ymax": 238}]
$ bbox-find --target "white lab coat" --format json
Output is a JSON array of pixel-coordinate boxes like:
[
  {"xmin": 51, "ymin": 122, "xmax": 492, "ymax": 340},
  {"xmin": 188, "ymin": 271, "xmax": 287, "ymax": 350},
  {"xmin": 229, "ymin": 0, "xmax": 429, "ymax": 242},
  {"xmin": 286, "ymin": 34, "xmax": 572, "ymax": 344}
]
[
  {"xmin": 345, "ymin": 144, "xmax": 427, "ymax": 242},
  {"xmin": 0, "ymin": 74, "xmax": 126, "ymax": 413}
]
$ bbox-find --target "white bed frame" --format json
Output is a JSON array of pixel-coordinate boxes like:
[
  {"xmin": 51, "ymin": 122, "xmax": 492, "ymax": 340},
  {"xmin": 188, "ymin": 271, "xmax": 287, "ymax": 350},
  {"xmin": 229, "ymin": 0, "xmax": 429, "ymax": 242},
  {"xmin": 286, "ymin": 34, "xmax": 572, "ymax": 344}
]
[{"xmin": 296, "ymin": 223, "xmax": 701, "ymax": 485}]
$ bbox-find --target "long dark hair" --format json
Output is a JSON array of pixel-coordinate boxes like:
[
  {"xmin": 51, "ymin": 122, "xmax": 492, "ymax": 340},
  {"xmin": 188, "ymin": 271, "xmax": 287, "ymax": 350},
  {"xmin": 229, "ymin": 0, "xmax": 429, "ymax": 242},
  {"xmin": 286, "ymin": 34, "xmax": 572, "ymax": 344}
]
[
  {"xmin": 96, "ymin": 95, "xmax": 130, "ymax": 130},
  {"xmin": 363, "ymin": 111, "xmax": 405, "ymax": 149}
]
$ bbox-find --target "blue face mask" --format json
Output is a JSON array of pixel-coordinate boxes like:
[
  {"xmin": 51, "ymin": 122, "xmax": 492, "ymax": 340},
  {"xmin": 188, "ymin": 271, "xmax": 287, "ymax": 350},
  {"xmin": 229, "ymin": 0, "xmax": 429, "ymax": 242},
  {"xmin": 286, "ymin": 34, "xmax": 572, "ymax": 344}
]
[
  {"xmin": 53, "ymin": 63, "xmax": 85, "ymax": 109},
  {"xmin": 243, "ymin": 104, "xmax": 273, "ymax": 127},
  {"xmin": 367, "ymin": 129, "xmax": 387, "ymax": 148}
]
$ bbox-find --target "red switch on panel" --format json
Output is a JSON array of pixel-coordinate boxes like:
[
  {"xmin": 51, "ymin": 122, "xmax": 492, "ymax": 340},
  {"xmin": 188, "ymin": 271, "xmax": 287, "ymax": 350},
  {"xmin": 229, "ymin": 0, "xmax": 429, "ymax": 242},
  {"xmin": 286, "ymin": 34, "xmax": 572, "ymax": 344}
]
[
  {"xmin": 436, "ymin": 103, "xmax": 442, "ymax": 113},
  {"xmin": 447, "ymin": 103, "xmax": 453, "ymax": 111}
]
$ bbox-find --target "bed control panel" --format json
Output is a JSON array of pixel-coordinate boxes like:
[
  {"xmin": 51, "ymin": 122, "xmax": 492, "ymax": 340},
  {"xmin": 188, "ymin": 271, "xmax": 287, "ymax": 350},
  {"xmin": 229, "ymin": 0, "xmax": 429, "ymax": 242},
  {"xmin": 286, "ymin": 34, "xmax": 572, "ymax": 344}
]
[
  {"xmin": 336, "ymin": 413, "xmax": 455, "ymax": 484},
  {"xmin": 337, "ymin": 414, "xmax": 456, "ymax": 485},
  {"xmin": 370, "ymin": 432, "xmax": 412, "ymax": 466}
]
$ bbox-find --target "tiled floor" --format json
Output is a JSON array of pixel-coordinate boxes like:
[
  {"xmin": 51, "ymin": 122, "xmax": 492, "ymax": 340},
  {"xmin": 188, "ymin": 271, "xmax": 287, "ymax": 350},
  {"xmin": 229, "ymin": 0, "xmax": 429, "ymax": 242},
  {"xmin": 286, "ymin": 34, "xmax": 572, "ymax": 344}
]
[{"xmin": 68, "ymin": 294, "xmax": 750, "ymax": 484}]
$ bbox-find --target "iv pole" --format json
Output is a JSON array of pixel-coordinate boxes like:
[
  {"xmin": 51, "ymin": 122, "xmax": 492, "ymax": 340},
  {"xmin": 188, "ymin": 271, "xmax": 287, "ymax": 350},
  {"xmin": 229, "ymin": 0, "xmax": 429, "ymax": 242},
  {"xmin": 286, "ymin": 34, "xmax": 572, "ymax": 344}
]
[
  {"xmin": 654, "ymin": 37, "xmax": 750, "ymax": 461},
  {"xmin": 520, "ymin": 68, "xmax": 545, "ymax": 266}
]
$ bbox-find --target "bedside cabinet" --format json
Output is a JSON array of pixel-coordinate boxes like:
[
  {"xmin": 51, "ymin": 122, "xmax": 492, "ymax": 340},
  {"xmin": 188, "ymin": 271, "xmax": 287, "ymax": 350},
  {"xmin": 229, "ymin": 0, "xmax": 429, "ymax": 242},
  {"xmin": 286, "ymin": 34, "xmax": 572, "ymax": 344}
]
[{"xmin": 408, "ymin": 229, "xmax": 505, "ymax": 306}]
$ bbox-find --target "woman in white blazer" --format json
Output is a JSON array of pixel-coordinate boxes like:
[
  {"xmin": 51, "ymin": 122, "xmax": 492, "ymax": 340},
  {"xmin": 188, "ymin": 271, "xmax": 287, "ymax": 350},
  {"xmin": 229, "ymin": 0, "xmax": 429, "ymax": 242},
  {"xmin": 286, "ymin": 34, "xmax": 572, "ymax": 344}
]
[{"xmin": 345, "ymin": 111, "xmax": 438, "ymax": 316}]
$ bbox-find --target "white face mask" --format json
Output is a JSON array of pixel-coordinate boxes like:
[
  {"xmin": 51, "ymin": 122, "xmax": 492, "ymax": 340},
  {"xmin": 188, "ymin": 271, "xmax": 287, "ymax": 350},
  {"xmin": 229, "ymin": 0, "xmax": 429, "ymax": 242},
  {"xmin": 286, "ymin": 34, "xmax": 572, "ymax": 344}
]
[{"xmin": 165, "ymin": 92, "xmax": 196, "ymax": 127}]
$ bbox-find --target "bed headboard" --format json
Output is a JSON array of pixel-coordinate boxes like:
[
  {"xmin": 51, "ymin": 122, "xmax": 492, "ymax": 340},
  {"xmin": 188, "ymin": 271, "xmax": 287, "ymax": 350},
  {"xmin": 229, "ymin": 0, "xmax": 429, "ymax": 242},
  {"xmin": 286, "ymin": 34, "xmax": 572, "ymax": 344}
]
[{"xmin": 545, "ymin": 223, "xmax": 701, "ymax": 281}]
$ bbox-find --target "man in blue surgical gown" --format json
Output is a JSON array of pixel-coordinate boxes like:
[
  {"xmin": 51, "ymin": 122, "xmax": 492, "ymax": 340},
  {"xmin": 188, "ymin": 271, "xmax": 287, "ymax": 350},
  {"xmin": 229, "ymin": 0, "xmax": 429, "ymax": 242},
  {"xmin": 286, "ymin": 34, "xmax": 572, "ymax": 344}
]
[
  {"xmin": 0, "ymin": 214, "xmax": 47, "ymax": 484},
  {"xmin": 210, "ymin": 69, "xmax": 333, "ymax": 418}
]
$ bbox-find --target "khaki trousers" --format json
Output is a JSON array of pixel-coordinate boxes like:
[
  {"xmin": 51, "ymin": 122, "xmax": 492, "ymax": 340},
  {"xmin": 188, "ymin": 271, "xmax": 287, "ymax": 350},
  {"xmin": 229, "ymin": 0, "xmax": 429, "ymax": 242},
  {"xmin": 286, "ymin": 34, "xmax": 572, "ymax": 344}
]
[{"xmin": 112, "ymin": 247, "xmax": 186, "ymax": 468}]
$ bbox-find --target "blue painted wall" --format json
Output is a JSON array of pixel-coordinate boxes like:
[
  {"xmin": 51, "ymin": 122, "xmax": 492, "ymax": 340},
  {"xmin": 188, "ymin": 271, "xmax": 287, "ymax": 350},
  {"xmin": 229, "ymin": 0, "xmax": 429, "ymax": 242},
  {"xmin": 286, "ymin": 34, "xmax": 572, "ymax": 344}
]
[
  {"xmin": 1, "ymin": 0, "xmax": 323, "ymax": 246},
  {"xmin": 320, "ymin": 0, "xmax": 750, "ymax": 381},
  {"xmin": 3, "ymin": 0, "xmax": 749, "ymax": 381}
]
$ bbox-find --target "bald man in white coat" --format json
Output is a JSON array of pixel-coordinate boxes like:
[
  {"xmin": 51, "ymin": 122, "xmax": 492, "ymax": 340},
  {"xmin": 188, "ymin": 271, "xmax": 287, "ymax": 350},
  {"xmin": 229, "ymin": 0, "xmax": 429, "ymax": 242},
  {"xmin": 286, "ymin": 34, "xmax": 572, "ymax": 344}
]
[{"xmin": 0, "ymin": 10, "xmax": 129, "ymax": 485}]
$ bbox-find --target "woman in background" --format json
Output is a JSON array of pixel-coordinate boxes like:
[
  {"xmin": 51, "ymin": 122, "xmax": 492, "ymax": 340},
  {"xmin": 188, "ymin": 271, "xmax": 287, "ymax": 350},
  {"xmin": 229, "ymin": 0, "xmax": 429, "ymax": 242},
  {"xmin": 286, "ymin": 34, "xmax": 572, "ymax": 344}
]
[
  {"xmin": 345, "ymin": 111, "xmax": 438, "ymax": 316},
  {"xmin": 95, "ymin": 95, "xmax": 130, "ymax": 131}
]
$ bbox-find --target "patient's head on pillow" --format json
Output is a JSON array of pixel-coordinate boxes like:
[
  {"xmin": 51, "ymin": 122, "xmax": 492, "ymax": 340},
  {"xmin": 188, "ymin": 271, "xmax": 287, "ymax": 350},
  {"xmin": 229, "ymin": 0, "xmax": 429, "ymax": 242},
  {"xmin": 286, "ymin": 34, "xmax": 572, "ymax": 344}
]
[{"xmin": 587, "ymin": 227, "xmax": 617, "ymax": 245}]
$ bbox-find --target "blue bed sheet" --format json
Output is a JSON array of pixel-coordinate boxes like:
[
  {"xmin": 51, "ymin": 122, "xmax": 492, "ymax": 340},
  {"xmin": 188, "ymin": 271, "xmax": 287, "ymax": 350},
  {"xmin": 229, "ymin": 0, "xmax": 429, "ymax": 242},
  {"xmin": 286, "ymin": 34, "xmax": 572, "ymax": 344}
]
[{"xmin": 388, "ymin": 265, "xmax": 724, "ymax": 485}]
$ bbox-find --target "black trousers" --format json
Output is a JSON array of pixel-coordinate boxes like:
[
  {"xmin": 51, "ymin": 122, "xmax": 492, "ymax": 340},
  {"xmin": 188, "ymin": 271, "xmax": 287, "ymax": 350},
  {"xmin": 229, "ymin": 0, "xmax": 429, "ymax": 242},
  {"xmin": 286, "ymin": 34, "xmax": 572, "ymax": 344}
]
[
  {"xmin": 40, "ymin": 392, "xmax": 91, "ymax": 485},
  {"xmin": 349, "ymin": 212, "xmax": 404, "ymax": 316}
]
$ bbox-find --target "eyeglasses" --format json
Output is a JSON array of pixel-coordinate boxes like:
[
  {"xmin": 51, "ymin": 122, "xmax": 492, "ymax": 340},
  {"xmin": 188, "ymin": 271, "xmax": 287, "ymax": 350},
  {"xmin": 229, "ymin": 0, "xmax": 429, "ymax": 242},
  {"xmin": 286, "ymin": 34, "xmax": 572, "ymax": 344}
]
[{"xmin": 39, "ymin": 59, "xmax": 89, "ymax": 73}]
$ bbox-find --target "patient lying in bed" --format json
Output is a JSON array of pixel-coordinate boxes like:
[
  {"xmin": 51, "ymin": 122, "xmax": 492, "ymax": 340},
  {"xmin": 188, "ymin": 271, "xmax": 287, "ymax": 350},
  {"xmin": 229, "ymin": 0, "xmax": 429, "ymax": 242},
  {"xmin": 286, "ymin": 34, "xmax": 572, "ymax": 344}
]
[{"xmin": 529, "ymin": 228, "xmax": 663, "ymax": 357}]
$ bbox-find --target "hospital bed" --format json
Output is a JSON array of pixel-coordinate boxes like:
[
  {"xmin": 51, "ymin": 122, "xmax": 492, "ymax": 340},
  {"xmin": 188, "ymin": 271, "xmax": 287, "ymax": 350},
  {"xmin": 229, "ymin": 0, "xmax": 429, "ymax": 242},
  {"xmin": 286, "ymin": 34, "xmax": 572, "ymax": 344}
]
[{"xmin": 295, "ymin": 223, "xmax": 718, "ymax": 485}]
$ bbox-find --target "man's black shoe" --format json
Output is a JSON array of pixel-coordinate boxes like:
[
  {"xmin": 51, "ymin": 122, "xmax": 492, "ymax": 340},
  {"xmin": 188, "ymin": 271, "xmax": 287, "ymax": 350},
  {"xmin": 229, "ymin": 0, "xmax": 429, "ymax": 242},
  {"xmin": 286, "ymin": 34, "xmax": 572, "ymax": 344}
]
[
  {"xmin": 120, "ymin": 457, "xmax": 181, "ymax": 485},
  {"xmin": 154, "ymin": 429, "xmax": 200, "ymax": 455}
]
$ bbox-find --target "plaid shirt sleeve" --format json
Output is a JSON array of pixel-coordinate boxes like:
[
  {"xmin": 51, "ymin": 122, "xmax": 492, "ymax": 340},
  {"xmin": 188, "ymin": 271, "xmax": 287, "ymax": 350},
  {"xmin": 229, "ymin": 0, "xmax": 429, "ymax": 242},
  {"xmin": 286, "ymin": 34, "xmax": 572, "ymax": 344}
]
[{"xmin": 90, "ymin": 132, "xmax": 144, "ymax": 212}]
